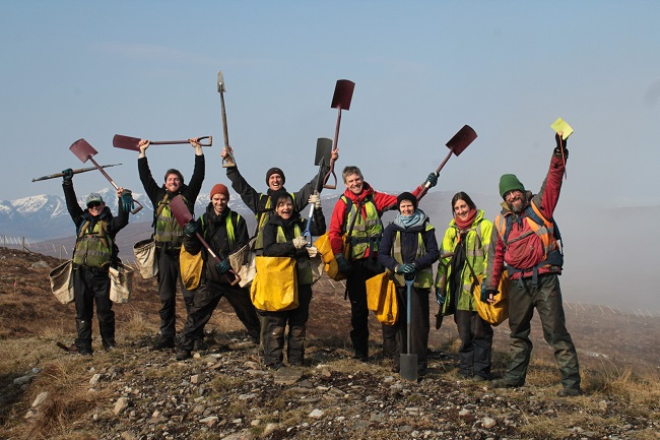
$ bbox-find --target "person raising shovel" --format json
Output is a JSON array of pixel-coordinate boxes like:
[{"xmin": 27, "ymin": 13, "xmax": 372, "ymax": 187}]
[
  {"xmin": 138, "ymin": 138, "xmax": 205, "ymax": 350},
  {"xmin": 61, "ymin": 169, "xmax": 130, "ymax": 354}
]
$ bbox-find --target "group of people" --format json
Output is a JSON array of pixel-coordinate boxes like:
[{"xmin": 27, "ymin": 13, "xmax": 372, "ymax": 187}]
[{"xmin": 60, "ymin": 130, "xmax": 581, "ymax": 397}]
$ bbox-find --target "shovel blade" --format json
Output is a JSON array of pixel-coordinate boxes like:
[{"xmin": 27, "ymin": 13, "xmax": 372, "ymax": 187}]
[
  {"xmin": 446, "ymin": 125, "xmax": 477, "ymax": 157},
  {"xmin": 69, "ymin": 139, "xmax": 98, "ymax": 163},
  {"xmin": 331, "ymin": 79, "xmax": 355, "ymax": 110},
  {"xmin": 169, "ymin": 195, "xmax": 193, "ymax": 228},
  {"xmin": 217, "ymin": 70, "xmax": 225, "ymax": 93},
  {"xmin": 113, "ymin": 134, "xmax": 142, "ymax": 151},
  {"xmin": 314, "ymin": 138, "xmax": 333, "ymax": 166},
  {"xmin": 400, "ymin": 353, "xmax": 418, "ymax": 381}
]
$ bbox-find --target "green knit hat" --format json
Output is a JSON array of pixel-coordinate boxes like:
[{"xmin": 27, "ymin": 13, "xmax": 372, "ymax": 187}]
[{"xmin": 499, "ymin": 174, "xmax": 525, "ymax": 199}]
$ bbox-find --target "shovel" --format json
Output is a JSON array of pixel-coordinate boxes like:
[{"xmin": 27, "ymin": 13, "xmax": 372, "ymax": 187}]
[
  {"xmin": 302, "ymin": 138, "xmax": 333, "ymax": 244},
  {"xmin": 69, "ymin": 139, "xmax": 143, "ymax": 214},
  {"xmin": 323, "ymin": 79, "xmax": 355, "ymax": 190},
  {"xmin": 417, "ymin": 125, "xmax": 477, "ymax": 200},
  {"xmin": 168, "ymin": 195, "xmax": 241, "ymax": 286},
  {"xmin": 400, "ymin": 277, "xmax": 417, "ymax": 381},
  {"xmin": 112, "ymin": 134, "xmax": 212, "ymax": 151},
  {"xmin": 32, "ymin": 163, "xmax": 121, "ymax": 182},
  {"xmin": 217, "ymin": 70, "xmax": 236, "ymax": 168}
]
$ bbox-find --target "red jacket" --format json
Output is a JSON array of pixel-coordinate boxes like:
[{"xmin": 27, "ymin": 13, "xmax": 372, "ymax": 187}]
[
  {"xmin": 328, "ymin": 182, "xmax": 422, "ymax": 258},
  {"xmin": 486, "ymin": 151, "xmax": 565, "ymax": 289}
]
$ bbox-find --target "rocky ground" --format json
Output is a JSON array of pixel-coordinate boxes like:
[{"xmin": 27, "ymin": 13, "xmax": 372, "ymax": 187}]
[{"xmin": 1, "ymin": 247, "xmax": 659, "ymax": 440}]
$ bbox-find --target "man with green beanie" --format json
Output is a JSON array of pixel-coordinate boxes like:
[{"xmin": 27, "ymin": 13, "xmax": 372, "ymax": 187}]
[{"xmin": 484, "ymin": 132, "xmax": 581, "ymax": 397}]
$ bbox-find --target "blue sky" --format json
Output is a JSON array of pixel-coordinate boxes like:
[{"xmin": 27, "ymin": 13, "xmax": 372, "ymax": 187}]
[{"xmin": 2, "ymin": 1, "xmax": 659, "ymax": 207}]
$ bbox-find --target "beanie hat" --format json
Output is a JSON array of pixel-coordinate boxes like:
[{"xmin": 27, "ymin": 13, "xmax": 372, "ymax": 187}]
[
  {"xmin": 85, "ymin": 193, "xmax": 104, "ymax": 206},
  {"xmin": 397, "ymin": 192, "xmax": 418, "ymax": 210},
  {"xmin": 210, "ymin": 183, "xmax": 230, "ymax": 199},
  {"xmin": 270, "ymin": 189, "xmax": 293, "ymax": 206},
  {"xmin": 265, "ymin": 167, "xmax": 286, "ymax": 185},
  {"xmin": 499, "ymin": 174, "xmax": 525, "ymax": 199}
]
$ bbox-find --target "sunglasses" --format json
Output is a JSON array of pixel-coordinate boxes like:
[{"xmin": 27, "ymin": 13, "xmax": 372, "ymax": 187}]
[{"xmin": 87, "ymin": 202, "xmax": 102, "ymax": 208}]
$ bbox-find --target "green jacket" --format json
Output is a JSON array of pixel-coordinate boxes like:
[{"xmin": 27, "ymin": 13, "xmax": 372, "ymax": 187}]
[{"xmin": 436, "ymin": 210, "xmax": 492, "ymax": 314}]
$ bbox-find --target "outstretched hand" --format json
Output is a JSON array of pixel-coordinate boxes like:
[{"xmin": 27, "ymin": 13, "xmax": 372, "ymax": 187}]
[{"xmin": 62, "ymin": 168, "xmax": 73, "ymax": 183}]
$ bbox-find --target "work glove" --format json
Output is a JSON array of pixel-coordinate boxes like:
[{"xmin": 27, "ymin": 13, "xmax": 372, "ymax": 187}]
[
  {"xmin": 215, "ymin": 258, "xmax": 231, "ymax": 274},
  {"xmin": 335, "ymin": 254, "xmax": 353, "ymax": 275},
  {"xmin": 554, "ymin": 133, "xmax": 569, "ymax": 158},
  {"xmin": 308, "ymin": 193, "xmax": 321, "ymax": 209},
  {"xmin": 424, "ymin": 172, "xmax": 438, "ymax": 188},
  {"xmin": 436, "ymin": 292, "xmax": 446, "ymax": 305},
  {"xmin": 292, "ymin": 236, "xmax": 309, "ymax": 249},
  {"xmin": 306, "ymin": 246, "xmax": 319, "ymax": 258},
  {"xmin": 120, "ymin": 189, "xmax": 134, "ymax": 212},
  {"xmin": 183, "ymin": 221, "xmax": 198, "ymax": 237},
  {"xmin": 396, "ymin": 263, "xmax": 416, "ymax": 274},
  {"xmin": 482, "ymin": 288, "xmax": 497, "ymax": 303},
  {"xmin": 62, "ymin": 168, "xmax": 73, "ymax": 182}
]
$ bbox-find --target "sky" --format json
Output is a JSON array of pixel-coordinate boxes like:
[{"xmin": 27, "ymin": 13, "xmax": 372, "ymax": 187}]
[{"xmin": 1, "ymin": 0, "xmax": 659, "ymax": 207}]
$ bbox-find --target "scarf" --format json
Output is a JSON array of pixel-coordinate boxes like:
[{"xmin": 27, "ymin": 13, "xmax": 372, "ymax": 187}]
[
  {"xmin": 454, "ymin": 208, "xmax": 477, "ymax": 231},
  {"xmin": 394, "ymin": 209, "xmax": 427, "ymax": 229}
]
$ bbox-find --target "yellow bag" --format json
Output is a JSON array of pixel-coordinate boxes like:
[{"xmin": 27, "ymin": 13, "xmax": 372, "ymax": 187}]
[
  {"xmin": 250, "ymin": 256, "xmax": 299, "ymax": 312},
  {"xmin": 49, "ymin": 260, "xmax": 74, "ymax": 305},
  {"xmin": 314, "ymin": 232, "xmax": 347, "ymax": 281},
  {"xmin": 473, "ymin": 271, "xmax": 509, "ymax": 326},
  {"xmin": 180, "ymin": 246, "xmax": 204, "ymax": 291},
  {"xmin": 365, "ymin": 270, "xmax": 398, "ymax": 325}
]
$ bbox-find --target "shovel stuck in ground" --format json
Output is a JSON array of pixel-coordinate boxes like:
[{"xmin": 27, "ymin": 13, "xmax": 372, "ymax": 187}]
[{"xmin": 400, "ymin": 277, "xmax": 418, "ymax": 381}]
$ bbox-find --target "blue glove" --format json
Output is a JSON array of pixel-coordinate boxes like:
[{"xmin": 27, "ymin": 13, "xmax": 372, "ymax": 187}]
[
  {"xmin": 120, "ymin": 189, "xmax": 134, "ymax": 212},
  {"xmin": 62, "ymin": 169, "xmax": 73, "ymax": 182},
  {"xmin": 396, "ymin": 263, "xmax": 416, "ymax": 274},
  {"xmin": 424, "ymin": 172, "xmax": 438, "ymax": 188},
  {"xmin": 335, "ymin": 254, "xmax": 353, "ymax": 275},
  {"xmin": 436, "ymin": 293, "xmax": 446, "ymax": 305},
  {"xmin": 183, "ymin": 221, "xmax": 198, "ymax": 237},
  {"xmin": 216, "ymin": 259, "xmax": 231, "ymax": 274}
]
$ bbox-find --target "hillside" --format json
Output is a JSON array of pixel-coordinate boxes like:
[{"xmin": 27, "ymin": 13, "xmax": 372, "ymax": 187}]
[{"xmin": 0, "ymin": 247, "xmax": 659, "ymax": 439}]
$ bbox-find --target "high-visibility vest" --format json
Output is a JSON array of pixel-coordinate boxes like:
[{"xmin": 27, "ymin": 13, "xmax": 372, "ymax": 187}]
[
  {"xmin": 253, "ymin": 192, "xmax": 296, "ymax": 251},
  {"xmin": 73, "ymin": 219, "xmax": 113, "ymax": 268},
  {"xmin": 154, "ymin": 194, "xmax": 187, "ymax": 247},
  {"xmin": 342, "ymin": 195, "xmax": 383, "ymax": 260},
  {"xmin": 391, "ymin": 223, "xmax": 435, "ymax": 289},
  {"xmin": 276, "ymin": 223, "xmax": 312, "ymax": 285}
]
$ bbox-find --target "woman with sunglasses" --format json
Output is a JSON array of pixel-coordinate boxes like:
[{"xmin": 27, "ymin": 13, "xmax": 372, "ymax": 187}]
[{"xmin": 60, "ymin": 168, "xmax": 130, "ymax": 355}]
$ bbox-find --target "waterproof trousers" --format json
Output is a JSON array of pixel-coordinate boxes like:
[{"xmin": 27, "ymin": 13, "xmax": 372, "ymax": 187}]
[
  {"xmin": 157, "ymin": 247, "xmax": 194, "ymax": 340},
  {"xmin": 393, "ymin": 286, "xmax": 430, "ymax": 372},
  {"xmin": 454, "ymin": 309, "xmax": 493, "ymax": 379},
  {"xmin": 504, "ymin": 273, "xmax": 581, "ymax": 390},
  {"xmin": 346, "ymin": 259, "xmax": 397, "ymax": 360},
  {"xmin": 258, "ymin": 285, "xmax": 312, "ymax": 369},
  {"xmin": 178, "ymin": 280, "xmax": 261, "ymax": 351},
  {"xmin": 73, "ymin": 265, "xmax": 115, "ymax": 353}
]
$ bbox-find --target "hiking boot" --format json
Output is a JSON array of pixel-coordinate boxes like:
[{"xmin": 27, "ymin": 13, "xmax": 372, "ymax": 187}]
[
  {"xmin": 557, "ymin": 387, "xmax": 582, "ymax": 397},
  {"xmin": 102, "ymin": 340, "xmax": 117, "ymax": 352},
  {"xmin": 153, "ymin": 337, "xmax": 175, "ymax": 350},
  {"xmin": 491, "ymin": 378, "xmax": 522, "ymax": 389},
  {"xmin": 193, "ymin": 338, "xmax": 208, "ymax": 352},
  {"xmin": 175, "ymin": 349, "xmax": 192, "ymax": 361}
]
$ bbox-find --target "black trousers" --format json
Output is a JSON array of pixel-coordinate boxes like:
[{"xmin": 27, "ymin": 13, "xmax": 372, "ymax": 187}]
[
  {"xmin": 157, "ymin": 248, "xmax": 194, "ymax": 339},
  {"xmin": 346, "ymin": 259, "xmax": 397, "ymax": 359},
  {"xmin": 393, "ymin": 286, "xmax": 430, "ymax": 370},
  {"xmin": 454, "ymin": 309, "xmax": 493, "ymax": 378},
  {"xmin": 73, "ymin": 266, "xmax": 115, "ymax": 353},
  {"xmin": 258, "ymin": 284, "xmax": 313, "ymax": 368},
  {"xmin": 178, "ymin": 280, "xmax": 261, "ymax": 351}
]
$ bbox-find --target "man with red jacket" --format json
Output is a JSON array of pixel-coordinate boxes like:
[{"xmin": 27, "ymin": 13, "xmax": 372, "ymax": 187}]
[
  {"xmin": 485, "ymin": 132, "xmax": 581, "ymax": 397},
  {"xmin": 328, "ymin": 166, "xmax": 437, "ymax": 361}
]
